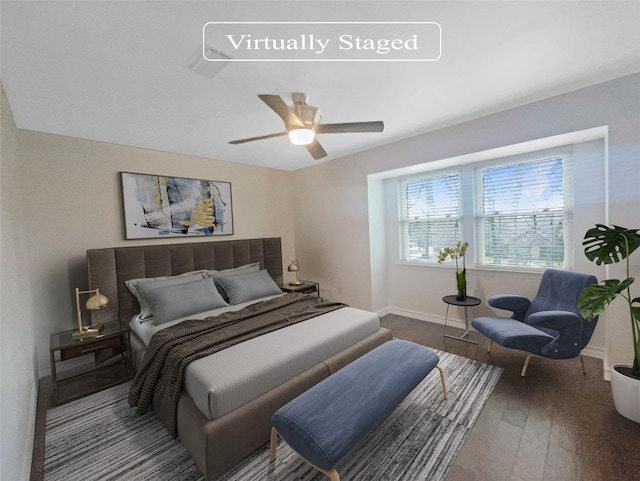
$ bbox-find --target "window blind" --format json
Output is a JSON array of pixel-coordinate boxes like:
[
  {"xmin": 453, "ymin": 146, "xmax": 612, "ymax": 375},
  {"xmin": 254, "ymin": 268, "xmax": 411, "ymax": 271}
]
[
  {"xmin": 478, "ymin": 157, "xmax": 564, "ymax": 267},
  {"xmin": 401, "ymin": 172, "xmax": 461, "ymax": 262}
]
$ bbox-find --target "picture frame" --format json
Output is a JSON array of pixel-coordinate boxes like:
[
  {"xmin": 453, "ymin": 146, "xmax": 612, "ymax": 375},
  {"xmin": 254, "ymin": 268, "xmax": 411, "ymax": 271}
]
[{"xmin": 120, "ymin": 172, "xmax": 233, "ymax": 239}]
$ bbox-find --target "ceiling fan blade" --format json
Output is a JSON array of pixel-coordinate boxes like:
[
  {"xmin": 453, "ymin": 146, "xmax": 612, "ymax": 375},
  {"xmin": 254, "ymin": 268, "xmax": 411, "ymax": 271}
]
[
  {"xmin": 258, "ymin": 94, "xmax": 304, "ymax": 129},
  {"xmin": 315, "ymin": 121, "xmax": 384, "ymax": 134},
  {"xmin": 306, "ymin": 138, "xmax": 327, "ymax": 160},
  {"xmin": 228, "ymin": 131, "xmax": 288, "ymax": 144}
]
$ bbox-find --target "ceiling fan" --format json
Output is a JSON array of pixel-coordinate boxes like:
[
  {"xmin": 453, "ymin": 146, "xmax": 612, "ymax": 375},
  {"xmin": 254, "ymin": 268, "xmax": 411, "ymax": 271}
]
[{"xmin": 228, "ymin": 92, "xmax": 384, "ymax": 160}]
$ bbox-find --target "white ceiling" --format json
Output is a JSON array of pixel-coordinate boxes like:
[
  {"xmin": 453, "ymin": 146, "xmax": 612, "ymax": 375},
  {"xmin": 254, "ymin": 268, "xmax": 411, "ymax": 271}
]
[{"xmin": 2, "ymin": 1, "xmax": 639, "ymax": 171}]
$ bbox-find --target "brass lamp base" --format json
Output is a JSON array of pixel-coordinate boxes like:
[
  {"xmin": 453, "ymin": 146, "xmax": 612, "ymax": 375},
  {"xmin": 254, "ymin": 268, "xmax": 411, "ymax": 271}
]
[
  {"xmin": 71, "ymin": 324, "xmax": 104, "ymax": 340},
  {"xmin": 288, "ymin": 280, "xmax": 305, "ymax": 286}
]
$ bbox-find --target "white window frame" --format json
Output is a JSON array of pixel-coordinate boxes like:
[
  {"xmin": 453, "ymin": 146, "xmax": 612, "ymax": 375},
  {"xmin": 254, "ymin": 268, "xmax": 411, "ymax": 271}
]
[
  {"xmin": 474, "ymin": 155, "xmax": 567, "ymax": 269},
  {"xmin": 398, "ymin": 151, "xmax": 572, "ymax": 271}
]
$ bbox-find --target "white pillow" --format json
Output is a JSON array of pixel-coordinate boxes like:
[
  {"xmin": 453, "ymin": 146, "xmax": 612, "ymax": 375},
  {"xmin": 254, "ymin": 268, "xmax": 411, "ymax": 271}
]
[
  {"xmin": 215, "ymin": 269, "xmax": 283, "ymax": 305},
  {"xmin": 142, "ymin": 277, "xmax": 228, "ymax": 325},
  {"xmin": 125, "ymin": 270, "xmax": 207, "ymax": 321}
]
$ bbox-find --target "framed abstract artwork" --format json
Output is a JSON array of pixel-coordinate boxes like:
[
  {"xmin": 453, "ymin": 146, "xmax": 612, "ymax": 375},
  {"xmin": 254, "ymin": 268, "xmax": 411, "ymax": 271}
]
[{"xmin": 121, "ymin": 172, "xmax": 233, "ymax": 239}]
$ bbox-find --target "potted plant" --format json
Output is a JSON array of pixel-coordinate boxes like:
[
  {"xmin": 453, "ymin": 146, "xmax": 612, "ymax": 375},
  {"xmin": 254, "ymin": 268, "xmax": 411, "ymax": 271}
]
[
  {"xmin": 438, "ymin": 241, "xmax": 469, "ymax": 301},
  {"xmin": 578, "ymin": 224, "xmax": 640, "ymax": 422}
]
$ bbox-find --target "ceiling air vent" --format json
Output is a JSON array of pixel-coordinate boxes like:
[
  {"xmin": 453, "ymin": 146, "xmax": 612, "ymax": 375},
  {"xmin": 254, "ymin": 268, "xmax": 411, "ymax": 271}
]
[{"xmin": 184, "ymin": 46, "xmax": 231, "ymax": 78}]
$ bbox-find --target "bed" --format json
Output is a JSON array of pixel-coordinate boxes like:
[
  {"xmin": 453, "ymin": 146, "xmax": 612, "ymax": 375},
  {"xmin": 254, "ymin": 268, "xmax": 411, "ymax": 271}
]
[{"xmin": 86, "ymin": 238, "xmax": 392, "ymax": 479}]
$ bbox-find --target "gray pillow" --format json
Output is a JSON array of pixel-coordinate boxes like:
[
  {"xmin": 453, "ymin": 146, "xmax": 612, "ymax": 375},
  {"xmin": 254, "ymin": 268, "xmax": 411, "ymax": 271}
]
[
  {"xmin": 205, "ymin": 262, "xmax": 260, "ymax": 279},
  {"xmin": 125, "ymin": 270, "xmax": 207, "ymax": 321},
  {"xmin": 142, "ymin": 277, "xmax": 228, "ymax": 325},
  {"xmin": 205, "ymin": 262, "xmax": 261, "ymax": 301},
  {"xmin": 215, "ymin": 269, "xmax": 283, "ymax": 305}
]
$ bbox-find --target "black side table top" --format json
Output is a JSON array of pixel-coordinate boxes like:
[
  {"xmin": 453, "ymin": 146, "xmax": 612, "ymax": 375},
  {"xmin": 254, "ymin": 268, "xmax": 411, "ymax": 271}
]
[{"xmin": 442, "ymin": 295, "xmax": 481, "ymax": 307}]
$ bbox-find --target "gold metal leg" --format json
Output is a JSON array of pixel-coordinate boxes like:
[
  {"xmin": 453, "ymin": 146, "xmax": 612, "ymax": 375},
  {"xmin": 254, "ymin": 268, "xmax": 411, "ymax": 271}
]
[
  {"xmin": 269, "ymin": 427, "xmax": 340, "ymax": 481},
  {"xmin": 269, "ymin": 427, "xmax": 278, "ymax": 463},
  {"xmin": 521, "ymin": 353, "xmax": 589, "ymax": 377},
  {"xmin": 521, "ymin": 353, "xmax": 535, "ymax": 377},
  {"xmin": 436, "ymin": 365, "xmax": 448, "ymax": 399},
  {"xmin": 321, "ymin": 467, "xmax": 341, "ymax": 481},
  {"xmin": 487, "ymin": 339, "xmax": 493, "ymax": 353}
]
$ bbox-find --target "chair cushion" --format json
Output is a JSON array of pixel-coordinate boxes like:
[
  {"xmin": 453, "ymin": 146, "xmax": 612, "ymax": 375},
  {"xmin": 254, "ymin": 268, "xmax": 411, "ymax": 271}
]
[
  {"xmin": 525, "ymin": 269, "xmax": 598, "ymax": 347},
  {"xmin": 271, "ymin": 339, "xmax": 439, "ymax": 469},
  {"xmin": 472, "ymin": 316, "xmax": 553, "ymax": 354}
]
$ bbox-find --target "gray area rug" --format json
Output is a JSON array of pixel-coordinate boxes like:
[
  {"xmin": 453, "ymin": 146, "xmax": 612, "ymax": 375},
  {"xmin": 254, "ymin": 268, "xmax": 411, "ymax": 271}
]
[{"xmin": 45, "ymin": 350, "xmax": 502, "ymax": 481}]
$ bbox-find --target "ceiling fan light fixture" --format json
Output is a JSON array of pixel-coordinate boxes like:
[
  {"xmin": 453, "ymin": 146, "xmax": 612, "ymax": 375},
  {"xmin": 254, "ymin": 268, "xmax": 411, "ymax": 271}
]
[
  {"xmin": 228, "ymin": 92, "xmax": 384, "ymax": 160},
  {"xmin": 288, "ymin": 128, "xmax": 315, "ymax": 146}
]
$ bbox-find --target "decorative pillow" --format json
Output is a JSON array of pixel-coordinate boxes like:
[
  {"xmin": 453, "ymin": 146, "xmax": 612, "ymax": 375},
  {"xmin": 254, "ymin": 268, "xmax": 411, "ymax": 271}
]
[
  {"xmin": 125, "ymin": 270, "xmax": 207, "ymax": 321},
  {"xmin": 205, "ymin": 262, "xmax": 260, "ymax": 279},
  {"xmin": 215, "ymin": 269, "xmax": 283, "ymax": 305},
  {"xmin": 205, "ymin": 262, "xmax": 261, "ymax": 301},
  {"xmin": 141, "ymin": 277, "xmax": 228, "ymax": 325}
]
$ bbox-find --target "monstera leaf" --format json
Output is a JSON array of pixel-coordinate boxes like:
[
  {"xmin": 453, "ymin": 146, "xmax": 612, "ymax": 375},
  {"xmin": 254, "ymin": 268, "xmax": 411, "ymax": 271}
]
[
  {"xmin": 579, "ymin": 278, "xmax": 635, "ymax": 320},
  {"xmin": 583, "ymin": 224, "xmax": 640, "ymax": 265},
  {"xmin": 580, "ymin": 224, "xmax": 640, "ymax": 377}
]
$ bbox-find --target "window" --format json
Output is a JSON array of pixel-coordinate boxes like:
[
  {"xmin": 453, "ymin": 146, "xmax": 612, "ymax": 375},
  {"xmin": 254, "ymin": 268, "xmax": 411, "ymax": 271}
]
[
  {"xmin": 387, "ymin": 128, "xmax": 606, "ymax": 273},
  {"xmin": 477, "ymin": 156, "xmax": 564, "ymax": 268},
  {"xmin": 400, "ymin": 172, "xmax": 461, "ymax": 262},
  {"xmin": 398, "ymin": 155, "xmax": 567, "ymax": 269}
]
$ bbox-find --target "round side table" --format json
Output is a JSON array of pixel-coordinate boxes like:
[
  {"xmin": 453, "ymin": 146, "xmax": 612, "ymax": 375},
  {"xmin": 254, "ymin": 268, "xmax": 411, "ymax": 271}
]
[{"xmin": 442, "ymin": 295, "xmax": 481, "ymax": 344}]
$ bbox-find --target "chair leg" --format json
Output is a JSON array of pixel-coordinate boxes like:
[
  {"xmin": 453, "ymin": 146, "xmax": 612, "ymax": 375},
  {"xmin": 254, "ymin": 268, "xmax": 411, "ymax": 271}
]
[
  {"xmin": 521, "ymin": 353, "xmax": 536, "ymax": 377},
  {"xmin": 579, "ymin": 354, "xmax": 587, "ymax": 374},
  {"xmin": 521, "ymin": 353, "xmax": 588, "ymax": 377}
]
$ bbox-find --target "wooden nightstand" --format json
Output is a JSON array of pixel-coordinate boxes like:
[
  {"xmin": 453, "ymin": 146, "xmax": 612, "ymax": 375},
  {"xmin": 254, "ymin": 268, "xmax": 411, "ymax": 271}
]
[
  {"xmin": 281, "ymin": 281, "xmax": 320, "ymax": 296},
  {"xmin": 49, "ymin": 320, "xmax": 133, "ymax": 404}
]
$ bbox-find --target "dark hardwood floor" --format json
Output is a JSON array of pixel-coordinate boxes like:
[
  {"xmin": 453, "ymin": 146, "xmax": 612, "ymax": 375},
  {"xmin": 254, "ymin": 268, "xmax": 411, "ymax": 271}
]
[
  {"xmin": 31, "ymin": 315, "xmax": 640, "ymax": 480},
  {"xmin": 381, "ymin": 314, "xmax": 640, "ymax": 481}
]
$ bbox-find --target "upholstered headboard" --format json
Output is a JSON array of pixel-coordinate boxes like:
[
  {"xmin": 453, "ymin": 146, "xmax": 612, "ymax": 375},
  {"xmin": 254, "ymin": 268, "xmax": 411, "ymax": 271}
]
[{"xmin": 87, "ymin": 238, "xmax": 283, "ymax": 324}]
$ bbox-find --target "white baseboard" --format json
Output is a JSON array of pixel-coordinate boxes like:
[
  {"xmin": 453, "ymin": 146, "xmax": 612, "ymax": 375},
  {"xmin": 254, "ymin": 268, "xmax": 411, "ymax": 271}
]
[
  {"xmin": 581, "ymin": 346, "xmax": 605, "ymax": 360},
  {"xmin": 378, "ymin": 306, "xmax": 469, "ymax": 331}
]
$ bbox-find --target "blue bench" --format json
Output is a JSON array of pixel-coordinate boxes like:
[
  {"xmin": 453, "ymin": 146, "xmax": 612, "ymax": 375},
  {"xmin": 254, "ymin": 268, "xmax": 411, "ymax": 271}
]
[{"xmin": 269, "ymin": 339, "xmax": 447, "ymax": 481}]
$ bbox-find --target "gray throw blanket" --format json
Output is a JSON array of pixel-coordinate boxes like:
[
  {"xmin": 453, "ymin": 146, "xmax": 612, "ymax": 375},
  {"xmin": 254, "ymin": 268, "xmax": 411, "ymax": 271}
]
[{"xmin": 129, "ymin": 293, "xmax": 346, "ymax": 437}]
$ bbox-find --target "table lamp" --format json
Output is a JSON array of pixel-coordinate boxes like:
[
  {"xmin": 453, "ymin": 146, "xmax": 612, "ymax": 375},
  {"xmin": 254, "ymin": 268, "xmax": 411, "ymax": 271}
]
[
  {"xmin": 287, "ymin": 260, "xmax": 304, "ymax": 286},
  {"xmin": 72, "ymin": 288, "xmax": 110, "ymax": 339}
]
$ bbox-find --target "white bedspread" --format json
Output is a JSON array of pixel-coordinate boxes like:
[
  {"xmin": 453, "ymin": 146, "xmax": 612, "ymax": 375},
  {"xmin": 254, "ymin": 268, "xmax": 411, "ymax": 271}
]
[{"xmin": 130, "ymin": 296, "xmax": 380, "ymax": 419}]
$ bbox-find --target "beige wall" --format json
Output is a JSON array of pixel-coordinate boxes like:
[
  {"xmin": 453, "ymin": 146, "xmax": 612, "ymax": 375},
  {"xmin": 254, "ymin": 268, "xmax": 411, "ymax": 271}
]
[
  {"xmin": 293, "ymin": 73, "xmax": 640, "ymax": 376},
  {"xmin": 1, "ymin": 84, "xmax": 39, "ymax": 481},
  {"xmin": 13, "ymin": 122, "xmax": 297, "ymax": 379},
  {"xmin": 2, "ymin": 83, "xmax": 298, "ymax": 480}
]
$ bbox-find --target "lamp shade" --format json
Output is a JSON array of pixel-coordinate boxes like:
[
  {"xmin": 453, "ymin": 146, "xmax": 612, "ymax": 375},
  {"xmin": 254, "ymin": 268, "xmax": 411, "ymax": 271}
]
[
  {"xmin": 287, "ymin": 260, "xmax": 304, "ymax": 285},
  {"xmin": 288, "ymin": 128, "xmax": 315, "ymax": 146},
  {"xmin": 85, "ymin": 291, "xmax": 110, "ymax": 310},
  {"xmin": 73, "ymin": 288, "xmax": 110, "ymax": 339}
]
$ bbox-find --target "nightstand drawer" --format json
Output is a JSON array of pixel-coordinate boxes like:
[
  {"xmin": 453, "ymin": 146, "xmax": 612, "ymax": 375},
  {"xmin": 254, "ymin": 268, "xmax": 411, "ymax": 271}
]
[{"xmin": 60, "ymin": 334, "xmax": 123, "ymax": 361}]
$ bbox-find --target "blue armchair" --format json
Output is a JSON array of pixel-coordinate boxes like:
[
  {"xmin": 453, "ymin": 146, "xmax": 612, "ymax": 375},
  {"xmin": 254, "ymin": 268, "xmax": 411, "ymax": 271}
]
[{"xmin": 471, "ymin": 269, "xmax": 598, "ymax": 376}]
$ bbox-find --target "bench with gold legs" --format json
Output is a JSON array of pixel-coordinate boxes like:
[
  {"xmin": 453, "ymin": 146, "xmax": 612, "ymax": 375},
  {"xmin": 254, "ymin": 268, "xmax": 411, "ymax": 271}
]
[{"xmin": 269, "ymin": 339, "xmax": 447, "ymax": 480}]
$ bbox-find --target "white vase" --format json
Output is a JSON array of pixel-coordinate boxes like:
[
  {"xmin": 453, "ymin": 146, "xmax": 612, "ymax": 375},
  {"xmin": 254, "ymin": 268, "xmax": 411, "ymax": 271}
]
[{"xmin": 611, "ymin": 364, "xmax": 640, "ymax": 423}]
